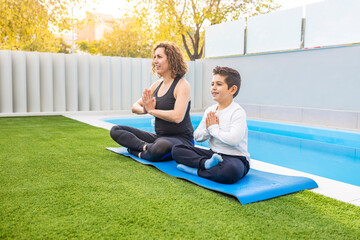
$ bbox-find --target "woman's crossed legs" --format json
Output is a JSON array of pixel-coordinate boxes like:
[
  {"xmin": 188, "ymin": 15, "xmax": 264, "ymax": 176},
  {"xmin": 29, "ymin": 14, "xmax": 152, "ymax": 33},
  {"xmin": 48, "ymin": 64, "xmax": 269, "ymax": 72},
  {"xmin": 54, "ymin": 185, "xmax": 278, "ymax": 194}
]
[{"xmin": 110, "ymin": 125, "xmax": 192, "ymax": 162}]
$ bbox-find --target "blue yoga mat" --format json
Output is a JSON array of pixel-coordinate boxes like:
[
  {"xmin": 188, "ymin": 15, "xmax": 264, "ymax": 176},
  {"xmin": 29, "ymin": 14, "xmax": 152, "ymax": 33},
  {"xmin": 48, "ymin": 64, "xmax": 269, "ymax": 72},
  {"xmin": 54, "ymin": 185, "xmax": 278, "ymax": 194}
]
[{"xmin": 106, "ymin": 147, "xmax": 318, "ymax": 204}]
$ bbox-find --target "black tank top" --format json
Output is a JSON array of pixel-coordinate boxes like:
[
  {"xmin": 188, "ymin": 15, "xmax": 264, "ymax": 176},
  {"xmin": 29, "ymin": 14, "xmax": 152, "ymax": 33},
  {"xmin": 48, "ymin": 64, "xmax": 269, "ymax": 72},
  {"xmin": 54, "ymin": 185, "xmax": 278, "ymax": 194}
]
[{"xmin": 152, "ymin": 75, "xmax": 194, "ymax": 141}]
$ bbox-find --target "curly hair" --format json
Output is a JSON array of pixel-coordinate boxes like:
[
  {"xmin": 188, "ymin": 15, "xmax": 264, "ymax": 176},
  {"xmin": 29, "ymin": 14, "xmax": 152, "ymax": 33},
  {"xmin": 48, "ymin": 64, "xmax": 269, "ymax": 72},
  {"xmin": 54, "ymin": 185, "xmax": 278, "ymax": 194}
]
[{"xmin": 151, "ymin": 42, "xmax": 188, "ymax": 78}]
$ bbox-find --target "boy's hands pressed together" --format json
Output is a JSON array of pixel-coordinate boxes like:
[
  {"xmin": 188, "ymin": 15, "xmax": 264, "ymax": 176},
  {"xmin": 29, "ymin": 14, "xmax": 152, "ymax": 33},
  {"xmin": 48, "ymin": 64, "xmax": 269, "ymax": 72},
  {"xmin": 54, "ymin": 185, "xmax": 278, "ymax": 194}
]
[{"xmin": 206, "ymin": 111, "xmax": 219, "ymax": 128}]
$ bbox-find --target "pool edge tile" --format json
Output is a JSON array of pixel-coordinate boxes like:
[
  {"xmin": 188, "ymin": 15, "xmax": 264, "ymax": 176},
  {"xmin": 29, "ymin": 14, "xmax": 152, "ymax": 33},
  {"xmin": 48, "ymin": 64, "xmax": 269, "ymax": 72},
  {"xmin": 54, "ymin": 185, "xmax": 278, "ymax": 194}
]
[{"xmin": 302, "ymin": 108, "xmax": 358, "ymax": 129}]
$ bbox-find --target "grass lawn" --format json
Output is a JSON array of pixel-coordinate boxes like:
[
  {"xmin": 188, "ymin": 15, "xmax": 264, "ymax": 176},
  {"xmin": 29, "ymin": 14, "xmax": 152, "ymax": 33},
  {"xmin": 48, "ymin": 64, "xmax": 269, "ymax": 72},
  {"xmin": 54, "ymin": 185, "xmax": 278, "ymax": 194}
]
[{"xmin": 0, "ymin": 116, "xmax": 359, "ymax": 239}]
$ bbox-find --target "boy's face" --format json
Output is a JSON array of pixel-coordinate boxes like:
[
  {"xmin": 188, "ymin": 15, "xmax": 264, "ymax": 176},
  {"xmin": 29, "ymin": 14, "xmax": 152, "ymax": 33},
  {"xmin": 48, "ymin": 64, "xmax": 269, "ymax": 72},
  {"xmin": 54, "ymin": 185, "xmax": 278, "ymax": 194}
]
[{"xmin": 211, "ymin": 74, "xmax": 237, "ymax": 103}]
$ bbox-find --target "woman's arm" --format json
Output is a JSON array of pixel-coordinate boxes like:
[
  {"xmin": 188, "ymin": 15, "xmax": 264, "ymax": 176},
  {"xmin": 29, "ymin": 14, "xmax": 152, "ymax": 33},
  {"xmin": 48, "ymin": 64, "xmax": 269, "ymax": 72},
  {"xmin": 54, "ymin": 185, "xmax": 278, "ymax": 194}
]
[
  {"xmin": 132, "ymin": 80, "xmax": 161, "ymax": 114},
  {"xmin": 132, "ymin": 98, "xmax": 147, "ymax": 114},
  {"xmin": 146, "ymin": 79, "xmax": 191, "ymax": 123}
]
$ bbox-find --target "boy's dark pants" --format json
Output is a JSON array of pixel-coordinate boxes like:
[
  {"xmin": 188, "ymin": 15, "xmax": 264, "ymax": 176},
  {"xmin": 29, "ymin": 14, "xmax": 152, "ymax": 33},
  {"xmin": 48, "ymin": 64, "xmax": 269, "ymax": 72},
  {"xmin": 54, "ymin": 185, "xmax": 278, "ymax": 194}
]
[{"xmin": 172, "ymin": 144, "xmax": 249, "ymax": 184}]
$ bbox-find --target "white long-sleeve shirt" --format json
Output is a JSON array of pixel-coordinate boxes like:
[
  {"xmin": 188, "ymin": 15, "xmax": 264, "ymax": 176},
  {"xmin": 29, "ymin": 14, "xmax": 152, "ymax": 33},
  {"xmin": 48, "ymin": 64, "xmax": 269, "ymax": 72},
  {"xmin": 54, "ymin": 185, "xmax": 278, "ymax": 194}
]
[{"xmin": 194, "ymin": 101, "xmax": 250, "ymax": 160}]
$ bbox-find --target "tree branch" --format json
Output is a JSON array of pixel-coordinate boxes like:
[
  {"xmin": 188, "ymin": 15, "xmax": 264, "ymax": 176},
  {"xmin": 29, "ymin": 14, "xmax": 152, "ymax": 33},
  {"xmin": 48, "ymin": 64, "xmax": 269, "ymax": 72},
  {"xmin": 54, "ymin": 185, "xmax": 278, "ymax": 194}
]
[{"xmin": 181, "ymin": 33, "xmax": 194, "ymax": 60}]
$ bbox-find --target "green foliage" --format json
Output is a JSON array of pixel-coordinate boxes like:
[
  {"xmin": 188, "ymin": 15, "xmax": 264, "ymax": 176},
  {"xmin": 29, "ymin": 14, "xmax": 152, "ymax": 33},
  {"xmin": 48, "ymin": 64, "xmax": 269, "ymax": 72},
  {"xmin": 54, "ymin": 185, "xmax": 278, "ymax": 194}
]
[
  {"xmin": 76, "ymin": 40, "xmax": 100, "ymax": 55},
  {"xmin": 57, "ymin": 38, "xmax": 72, "ymax": 54},
  {"xmin": 97, "ymin": 17, "xmax": 153, "ymax": 58},
  {"xmin": 0, "ymin": 0, "xmax": 279, "ymax": 58},
  {"xmin": 77, "ymin": 40, "xmax": 90, "ymax": 52},
  {"xmin": 74, "ymin": 11, "xmax": 153, "ymax": 58},
  {"xmin": 1, "ymin": 116, "xmax": 360, "ymax": 239},
  {"xmin": 0, "ymin": 0, "xmax": 83, "ymax": 52},
  {"xmin": 128, "ymin": 0, "xmax": 280, "ymax": 60}
]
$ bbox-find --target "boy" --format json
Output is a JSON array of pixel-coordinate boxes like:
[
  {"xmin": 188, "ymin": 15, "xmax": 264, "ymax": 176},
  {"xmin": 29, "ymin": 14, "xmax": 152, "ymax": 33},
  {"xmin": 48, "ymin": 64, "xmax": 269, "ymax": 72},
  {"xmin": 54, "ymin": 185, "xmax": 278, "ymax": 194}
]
[{"xmin": 171, "ymin": 66, "xmax": 250, "ymax": 184}]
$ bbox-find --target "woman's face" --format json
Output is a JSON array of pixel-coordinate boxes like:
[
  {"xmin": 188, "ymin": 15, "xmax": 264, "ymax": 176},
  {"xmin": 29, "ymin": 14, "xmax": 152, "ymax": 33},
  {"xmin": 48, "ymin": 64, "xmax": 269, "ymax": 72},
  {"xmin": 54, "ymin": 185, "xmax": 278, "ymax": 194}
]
[{"xmin": 153, "ymin": 47, "xmax": 170, "ymax": 77}]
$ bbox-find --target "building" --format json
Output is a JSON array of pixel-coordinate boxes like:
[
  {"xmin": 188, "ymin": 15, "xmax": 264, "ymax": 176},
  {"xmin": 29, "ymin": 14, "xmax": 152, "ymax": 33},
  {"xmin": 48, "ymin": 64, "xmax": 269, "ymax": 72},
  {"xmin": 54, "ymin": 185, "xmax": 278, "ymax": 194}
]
[{"xmin": 76, "ymin": 12, "xmax": 116, "ymax": 43}]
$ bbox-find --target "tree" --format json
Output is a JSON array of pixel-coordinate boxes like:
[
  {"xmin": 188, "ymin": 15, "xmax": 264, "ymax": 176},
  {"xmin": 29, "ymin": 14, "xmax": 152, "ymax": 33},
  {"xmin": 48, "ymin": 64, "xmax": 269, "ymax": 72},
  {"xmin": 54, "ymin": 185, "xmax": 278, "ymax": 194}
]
[
  {"xmin": 0, "ymin": 0, "xmax": 84, "ymax": 52},
  {"xmin": 95, "ymin": 16, "xmax": 154, "ymax": 58},
  {"xmin": 129, "ymin": 0, "xmax": 279, "ymax": 60},
  {"xmin": 76, "ymin": 40, "xmax": 100, "ymax": 55},
  {"xmin": 57, "ymin": 38, "xmax": 72, "ymax": 54}
]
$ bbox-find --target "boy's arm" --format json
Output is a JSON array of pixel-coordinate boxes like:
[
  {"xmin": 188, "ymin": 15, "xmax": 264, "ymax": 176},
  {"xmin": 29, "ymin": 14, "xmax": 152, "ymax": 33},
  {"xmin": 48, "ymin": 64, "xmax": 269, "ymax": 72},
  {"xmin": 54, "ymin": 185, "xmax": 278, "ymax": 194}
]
[
  {"xmin": 207, "ymin": 110, "xmax": 247, "ymax": 146},
  {"xmin": 194, "ymin": 111, "xmax": 211, "ymax": 142}
]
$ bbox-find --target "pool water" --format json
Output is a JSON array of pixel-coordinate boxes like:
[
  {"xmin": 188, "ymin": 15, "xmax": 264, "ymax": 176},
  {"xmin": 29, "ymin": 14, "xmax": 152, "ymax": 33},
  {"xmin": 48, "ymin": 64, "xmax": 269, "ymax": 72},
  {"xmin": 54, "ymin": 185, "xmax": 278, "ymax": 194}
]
[{"xmin": 104, "ymin": 116, "xmax": 360, "ymax": 187}]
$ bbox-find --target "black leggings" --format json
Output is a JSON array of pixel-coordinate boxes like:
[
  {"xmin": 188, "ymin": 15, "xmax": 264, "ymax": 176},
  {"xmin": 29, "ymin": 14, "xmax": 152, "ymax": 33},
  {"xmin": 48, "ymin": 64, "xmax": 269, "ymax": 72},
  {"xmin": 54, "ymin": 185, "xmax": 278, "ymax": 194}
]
[
  {"xmin": 110, "ymin": 125, "xmax": 193, "ymax": 162},
  {"xmin": 172, "ymin": 144, "xmax": 249, "ymax": 184}
]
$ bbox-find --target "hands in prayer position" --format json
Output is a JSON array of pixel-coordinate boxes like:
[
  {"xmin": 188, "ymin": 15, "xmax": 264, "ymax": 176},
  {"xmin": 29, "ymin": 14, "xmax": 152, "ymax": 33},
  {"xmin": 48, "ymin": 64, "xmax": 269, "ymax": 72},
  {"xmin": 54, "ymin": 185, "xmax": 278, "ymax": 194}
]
[
  {"xmin": 206, "ymin": 111, "xmax": 219, "ymax": 128},
  {"xmin": 142, "ymin": 88, "xmax": 156, "ymax": 113}
]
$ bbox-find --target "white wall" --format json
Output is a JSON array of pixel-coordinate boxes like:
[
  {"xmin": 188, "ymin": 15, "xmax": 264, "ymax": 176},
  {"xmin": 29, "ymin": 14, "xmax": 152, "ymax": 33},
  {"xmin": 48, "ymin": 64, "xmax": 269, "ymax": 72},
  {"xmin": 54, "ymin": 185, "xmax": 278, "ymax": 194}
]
[{"xmin": 202, "ymin": 44, "xmax": 360, "ymax": 113}]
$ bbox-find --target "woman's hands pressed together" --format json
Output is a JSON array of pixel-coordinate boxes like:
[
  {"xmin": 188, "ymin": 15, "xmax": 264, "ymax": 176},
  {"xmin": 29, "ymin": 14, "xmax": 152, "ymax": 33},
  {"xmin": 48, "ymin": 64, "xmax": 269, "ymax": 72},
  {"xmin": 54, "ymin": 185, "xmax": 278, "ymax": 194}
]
[{"xmin": 142, "ymin": 88, "xmax": 156, "ymax": 114}]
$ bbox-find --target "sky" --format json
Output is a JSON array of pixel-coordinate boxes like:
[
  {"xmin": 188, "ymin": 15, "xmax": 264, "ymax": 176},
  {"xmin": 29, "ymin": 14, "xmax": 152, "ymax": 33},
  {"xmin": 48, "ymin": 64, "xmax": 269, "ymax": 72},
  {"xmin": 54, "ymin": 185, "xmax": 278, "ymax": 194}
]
[
  {"xmin": 276, "ymin": 0, "xmax": 324, "ymax": 10},
  {"xmin": 74, "ymin": 0, "xmax": 131, "ymax": 19},
  {"xmin": 75, "ymin": 0, "xmax": 325, "ymax": 19}
]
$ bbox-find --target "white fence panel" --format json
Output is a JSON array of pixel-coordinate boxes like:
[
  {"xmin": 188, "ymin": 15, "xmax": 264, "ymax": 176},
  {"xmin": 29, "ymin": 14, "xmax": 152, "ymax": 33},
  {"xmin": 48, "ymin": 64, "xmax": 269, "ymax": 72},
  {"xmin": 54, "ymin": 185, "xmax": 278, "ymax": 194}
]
[
  {"xmin": 205, "ymin": 19, "xmax": 245, "ymax": 58},
  {"xmin": 26, "ymin": 52, "xmax": 41, "ymax": 112},
  {"xmin": 194, "ymin": 59, "xmax": 203, "ymax": 109},
  {"xmin": 65, "ymin": 54, "xmax": 78, "ymax": 111},
  {"xmin": 247, "ymin": 7, "xmax": 303, "ymax": 54},
  {"xmin": 90, "ymin": 56, "xmax": 101, "ymax": 111},
  {"xmin": 185, "ymin": 61, "xmax": 196, "ymax": 109},
  {"xmin": 141, "ymin": 59, "xmax": 153, "ymax": 90},
  {"xmin": 0, "ymin": 51, "xmax": 13, "ymax": 113},
  {"xmin": 305, "ymin": 0, "xmax": 360, "ymax": 48},
  {"xmin": 40, "ymin": 53, "xmax": 54, "ymax": 112},
  {"xmin": 0, "ymin": 51, "xmax": 199, "ymax": 115},
  {"xmin": 100, "ymin": 56, "xmax": 111, "ymax": 111},
  {"xmin": 121, "ymin": 58, "xmax": 132, "ymax": 110},
  {"xmin": 131, "ymin": 58, "xmax": 142, "ymax": 105},
  {"xmin": 53, "ymin": 53, "xmax": 66, "ymax": 112},
  {"xmin": 78, "ymin": 55, "xmax": 90, "ymax": 111},
  {"xmin": 111, "ymin": 57, "xmax": 122, "ymax": 110},
  {"xmin": 12, "ymin": 51, "xmax": 27, "ymax": 113}
]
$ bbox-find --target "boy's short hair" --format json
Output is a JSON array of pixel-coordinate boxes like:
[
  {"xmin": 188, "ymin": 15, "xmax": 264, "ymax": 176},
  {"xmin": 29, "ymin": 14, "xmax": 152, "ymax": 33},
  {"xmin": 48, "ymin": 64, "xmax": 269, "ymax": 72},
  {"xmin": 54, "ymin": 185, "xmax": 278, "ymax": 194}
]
[{"xmin": 212, "ymin": 66, "xmax": 241, "ymax": 97}]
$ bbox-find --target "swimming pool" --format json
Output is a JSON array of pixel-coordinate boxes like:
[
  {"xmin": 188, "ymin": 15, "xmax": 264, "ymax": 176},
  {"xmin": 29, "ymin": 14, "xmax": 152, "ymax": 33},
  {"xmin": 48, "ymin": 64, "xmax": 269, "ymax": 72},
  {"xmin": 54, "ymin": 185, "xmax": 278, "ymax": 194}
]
[{"xmin": 103, "ymin": 116, "xmax": 360, "ymax": 187}]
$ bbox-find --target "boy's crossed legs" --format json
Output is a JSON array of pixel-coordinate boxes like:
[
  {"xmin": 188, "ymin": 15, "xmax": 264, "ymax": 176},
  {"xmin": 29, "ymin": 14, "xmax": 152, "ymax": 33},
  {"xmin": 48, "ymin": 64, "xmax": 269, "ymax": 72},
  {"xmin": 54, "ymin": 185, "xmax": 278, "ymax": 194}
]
[{"xmin": 172, "ymin": 144, "xmax": 249, "ymax": 184}]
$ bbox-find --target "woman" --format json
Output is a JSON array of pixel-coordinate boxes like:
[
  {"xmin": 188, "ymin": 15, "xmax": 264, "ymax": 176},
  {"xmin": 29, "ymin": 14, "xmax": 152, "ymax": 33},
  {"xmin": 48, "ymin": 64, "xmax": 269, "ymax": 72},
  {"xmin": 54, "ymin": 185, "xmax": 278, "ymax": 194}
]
[{"xmin": 110, "ymin": 42, "xmax": 194, "ymax": 162}]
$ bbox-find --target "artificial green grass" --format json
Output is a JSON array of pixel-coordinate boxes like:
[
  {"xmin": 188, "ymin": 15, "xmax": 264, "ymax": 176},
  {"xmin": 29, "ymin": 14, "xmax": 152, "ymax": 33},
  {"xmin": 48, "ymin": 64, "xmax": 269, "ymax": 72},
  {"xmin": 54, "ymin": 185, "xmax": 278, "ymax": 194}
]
[{"xmin": 0, "ymin": 116, "xmax": 359, "ymax": 239}]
